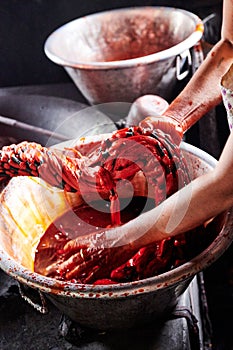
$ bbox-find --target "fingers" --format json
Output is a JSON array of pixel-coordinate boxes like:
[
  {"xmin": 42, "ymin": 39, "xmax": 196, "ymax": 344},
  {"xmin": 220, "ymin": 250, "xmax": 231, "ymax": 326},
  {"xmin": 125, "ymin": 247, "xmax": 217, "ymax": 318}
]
[
  {"xmin": 61, "ymin": 237, "xmax": 88, "ymax": 256},
  {"xmin": 58, "ymin": 247, "xmax": 108, "ymax": 282},
  {"xmin": 61, "ymin": 254, "xmax": 98, "ymax": 281},
  {"xmin": 139, "ymin": 116, "xmax": 183, "ymax": 145}
]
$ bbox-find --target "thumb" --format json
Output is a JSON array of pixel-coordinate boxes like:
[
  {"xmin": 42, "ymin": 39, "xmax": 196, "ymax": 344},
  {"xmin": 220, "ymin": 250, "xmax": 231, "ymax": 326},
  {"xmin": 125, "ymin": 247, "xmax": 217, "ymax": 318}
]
[{"xmin": 139, "ymin": 115, "xmax": 183, "ymax": 145}]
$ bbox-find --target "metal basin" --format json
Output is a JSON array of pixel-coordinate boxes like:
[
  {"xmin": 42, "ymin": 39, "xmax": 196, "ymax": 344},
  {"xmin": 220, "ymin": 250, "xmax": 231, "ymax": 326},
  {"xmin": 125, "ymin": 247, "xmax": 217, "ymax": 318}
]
[
  {"xmin": 44, "ymin": 7, "xmax": 204, "ymax": 104},
  {"xmin": 0, "ymin": 140, "xmax": 232, "ymax": 330}
]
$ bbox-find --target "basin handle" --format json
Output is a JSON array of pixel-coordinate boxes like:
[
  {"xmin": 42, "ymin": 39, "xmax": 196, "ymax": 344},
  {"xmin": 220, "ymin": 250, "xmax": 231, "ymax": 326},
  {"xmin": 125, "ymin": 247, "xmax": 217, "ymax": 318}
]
[
  {"xmin": 18, "ymin": 282, "xmax": 48, "ymax": 314},
  {"xmin": 176, "ymin": 49, "xmax": 192, "ymax": 81}
]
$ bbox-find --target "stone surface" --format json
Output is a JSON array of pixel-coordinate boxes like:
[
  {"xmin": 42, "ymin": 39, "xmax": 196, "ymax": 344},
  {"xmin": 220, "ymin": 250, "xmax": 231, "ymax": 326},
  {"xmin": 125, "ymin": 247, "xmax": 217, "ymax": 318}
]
[{"xmin": 0, "ymin": 271, "xmax": 202, "ymax": 350}]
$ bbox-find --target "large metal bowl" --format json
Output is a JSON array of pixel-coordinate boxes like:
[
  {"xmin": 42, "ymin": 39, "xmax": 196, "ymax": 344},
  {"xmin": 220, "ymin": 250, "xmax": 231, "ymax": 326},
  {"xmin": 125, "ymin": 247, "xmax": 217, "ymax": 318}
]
[
  {"xmin": 0, "ymin": 140, "xmax": 233, "ymax": 330},
  {"xmin": 44, "ymin": 7, "xmax": 204, "ymax": 104}
]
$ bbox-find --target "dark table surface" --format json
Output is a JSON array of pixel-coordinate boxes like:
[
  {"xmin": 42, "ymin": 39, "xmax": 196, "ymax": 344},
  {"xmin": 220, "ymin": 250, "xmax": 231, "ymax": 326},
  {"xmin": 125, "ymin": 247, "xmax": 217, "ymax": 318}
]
[{"xmin": 0, "ymin": 271, "xmax": 207, "ymax": 350}]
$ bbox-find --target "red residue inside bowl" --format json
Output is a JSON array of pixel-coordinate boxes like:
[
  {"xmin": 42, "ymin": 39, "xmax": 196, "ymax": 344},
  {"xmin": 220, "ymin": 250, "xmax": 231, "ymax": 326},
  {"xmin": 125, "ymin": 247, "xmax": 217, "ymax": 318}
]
[{"xmin": 34, "ymin": 196, "xmax": 220, "ymax": 285}]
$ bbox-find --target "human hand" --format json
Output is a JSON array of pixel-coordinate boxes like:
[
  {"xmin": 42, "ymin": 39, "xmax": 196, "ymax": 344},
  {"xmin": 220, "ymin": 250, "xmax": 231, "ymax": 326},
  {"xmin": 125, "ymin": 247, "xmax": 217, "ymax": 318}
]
[
  {"xmin": 126, "ymin": 94, "xmax": 183, "ymax": 145},
  {"xmin": 45, "ymin": 230, "xmax": 137, "ymax": 284},
  {"xmin": 44, "ymin": 211, "xmax": 175, "ymax": 284},
  {"xmin": 139, "ymin": 115, "xmax": 183, "ymax": 145}
]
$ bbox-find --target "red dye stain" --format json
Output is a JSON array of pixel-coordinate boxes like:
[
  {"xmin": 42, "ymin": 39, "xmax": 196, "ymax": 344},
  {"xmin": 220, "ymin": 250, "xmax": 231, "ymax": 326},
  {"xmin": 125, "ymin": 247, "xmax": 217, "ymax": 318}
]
[
  {"xmin": 32, "ymin": 127, "xmax": 220, "ymax": 286},
  {"xmin": 34, "ymin": 196, "xmax": 218, "ymax": 285}
]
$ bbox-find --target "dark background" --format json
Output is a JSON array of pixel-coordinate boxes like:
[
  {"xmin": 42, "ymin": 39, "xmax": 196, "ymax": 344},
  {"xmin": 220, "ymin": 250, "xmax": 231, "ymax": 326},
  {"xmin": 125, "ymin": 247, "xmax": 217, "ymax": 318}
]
[
  {"xmin": 0, "ymin": 0, "xmax": 222, "ymax": 88},
  {"xmin": 1, "ymin": 1, "xmax": 233, "ymax": 350}
]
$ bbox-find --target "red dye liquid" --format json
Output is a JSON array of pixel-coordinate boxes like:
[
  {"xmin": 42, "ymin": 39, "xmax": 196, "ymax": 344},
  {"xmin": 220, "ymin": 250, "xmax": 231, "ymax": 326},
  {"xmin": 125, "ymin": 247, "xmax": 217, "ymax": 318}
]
[
  {"xmin": 33, "ymin": 127, "xmax": 219, "ymax": 285},
  {"xmin": 34, "ymin": 196, "xmax": 219, "ymax": 285},
  {"xmin": 34, "ymin": 196, "xmax": 154, "ymax": 278}
]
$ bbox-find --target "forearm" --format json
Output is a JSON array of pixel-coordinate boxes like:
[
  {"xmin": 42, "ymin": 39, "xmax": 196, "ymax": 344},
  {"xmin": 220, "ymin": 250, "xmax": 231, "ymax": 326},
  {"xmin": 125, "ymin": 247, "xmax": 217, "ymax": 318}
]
[
  {"xmin": 107, "ymin": 131, "xmax": 233, "ymax": 249},
  {"xmin": 123, "ymin": 172, "xmax": 232, "ymax": 249},
  {"xmin": 167, "ymin": 0, "xmax": 233, "ymax": 131},
  {"xmin": 133, "ymin": 131, "xmax": 233, "ymax": 247},
  {"xmin": 163, "ymin": 38, "xmax": 233, "ymax": 132},
  {"xmin": 146, "ymin": 171, "xmax": 232, "ymax": 239}
]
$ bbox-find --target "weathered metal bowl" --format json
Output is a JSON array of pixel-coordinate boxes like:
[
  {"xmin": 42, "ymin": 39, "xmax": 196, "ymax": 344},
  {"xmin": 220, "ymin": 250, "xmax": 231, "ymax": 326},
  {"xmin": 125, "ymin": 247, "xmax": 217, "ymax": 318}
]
[
  {"xmin": 0, "ymin": 139, "xmax": 233, "ymax": 330},
  {"xmin": 44, "ymin": 7, "xmax": 204, "ymax": 104}
]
